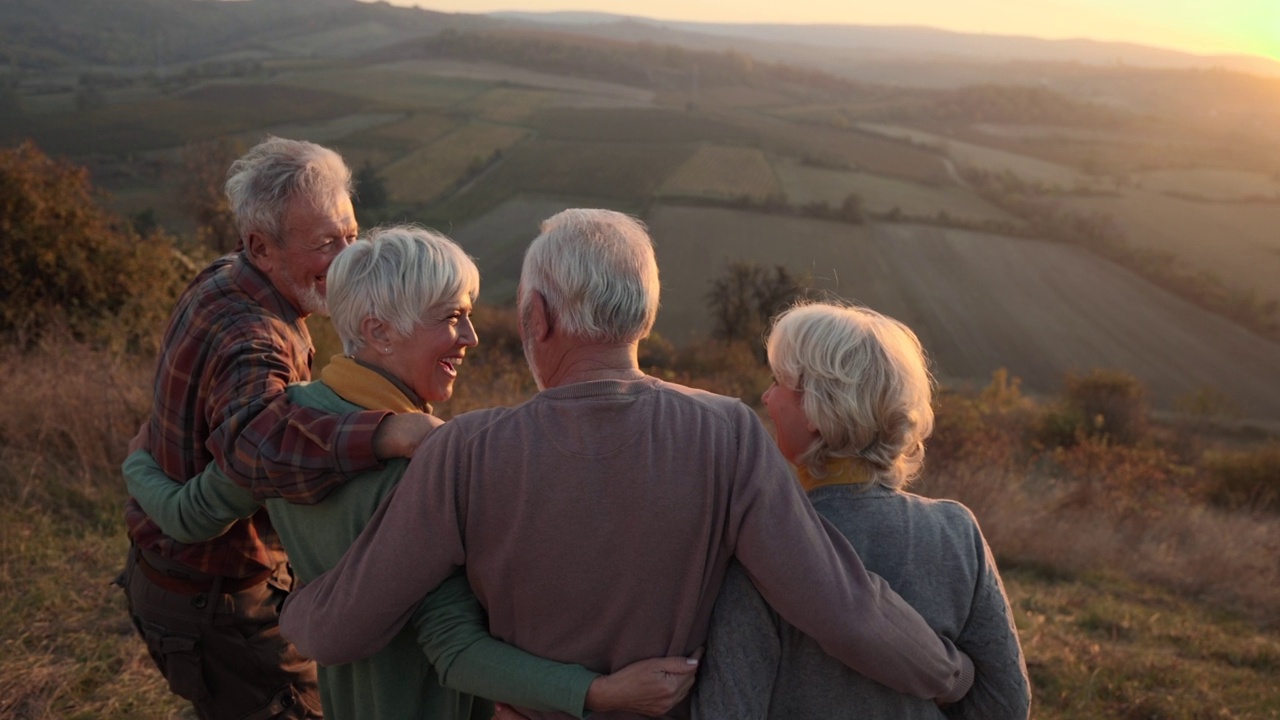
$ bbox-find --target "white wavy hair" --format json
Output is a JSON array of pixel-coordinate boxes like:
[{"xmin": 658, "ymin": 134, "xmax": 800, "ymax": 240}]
[
  {"xmin": 766, "ymin": 302, "xmax": 935, "ymax": 489},
  {"xmin": 326, "ymin": 225, "xmax": 479, "ymax": 355},
  {"xmin": 518, "ymin": 208, "xmax": 660, "ymax": 344},
  {"xmin": 224, "ymin": 136, "xmax": 352, "ymax": 245}
]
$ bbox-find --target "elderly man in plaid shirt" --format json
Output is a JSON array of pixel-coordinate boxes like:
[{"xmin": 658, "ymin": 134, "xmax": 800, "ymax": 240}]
[{"xmin": 119, "ymin": 137, "xmax": 433, "ymax": 719}]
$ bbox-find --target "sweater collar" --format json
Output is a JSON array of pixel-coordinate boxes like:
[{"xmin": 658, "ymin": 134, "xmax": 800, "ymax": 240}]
[
  {"xmin": 796, "ymin": 457, "xmax": 873, "ymax": 493},
  {"xmin": 319, "ymin": 355, "xmax": 426, "ymax": 414}
]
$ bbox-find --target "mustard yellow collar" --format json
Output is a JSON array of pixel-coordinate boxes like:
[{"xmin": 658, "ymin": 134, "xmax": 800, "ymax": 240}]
[
  {"xmin": 320, "ymin": 355, "xmax": 423, "ymax": 414},
  {"xmin": 796, "ymin": 457, "xmax": 872, "ymax": 493}
]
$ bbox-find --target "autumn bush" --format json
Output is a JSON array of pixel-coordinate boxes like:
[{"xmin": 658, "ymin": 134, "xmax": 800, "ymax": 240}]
[
  {"xmin": 1201, "ymin": 443, "xmax": 1280, "ymax": 514},
  {"xmin": 0, "ymin": 141, "xmax": 192, "ymax": 353}
]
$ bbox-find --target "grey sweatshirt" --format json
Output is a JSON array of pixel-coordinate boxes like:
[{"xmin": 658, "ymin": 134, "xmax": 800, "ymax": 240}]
[{"xmin": 696, "ymin": 483, "xmax": 1031, "ymax": 720}]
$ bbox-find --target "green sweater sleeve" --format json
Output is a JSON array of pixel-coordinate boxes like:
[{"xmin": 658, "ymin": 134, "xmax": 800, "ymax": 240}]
[
  {"xmin": 123, "ymin": 449, "xmax": 260, "ymax": 544},
  {"xmin": 412, "ymin": 570, "xmax": 598, "ymax": 718}
]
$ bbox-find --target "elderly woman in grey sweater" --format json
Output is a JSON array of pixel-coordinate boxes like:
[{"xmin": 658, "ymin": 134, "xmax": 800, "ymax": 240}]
[{"xmin": 694, "ymin": 302, "xmax": 1031, "ymax": 720}]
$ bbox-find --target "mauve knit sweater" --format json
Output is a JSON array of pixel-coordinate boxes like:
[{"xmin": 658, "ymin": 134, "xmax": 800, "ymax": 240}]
[{"xmin": 281, "ymin": 377, "xmax": 974, "ymax": 719}]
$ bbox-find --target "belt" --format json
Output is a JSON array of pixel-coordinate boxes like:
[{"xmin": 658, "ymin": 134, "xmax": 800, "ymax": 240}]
[{"xmin": 136, "ymin": 551, "xmax": 274, "ymax": 596}]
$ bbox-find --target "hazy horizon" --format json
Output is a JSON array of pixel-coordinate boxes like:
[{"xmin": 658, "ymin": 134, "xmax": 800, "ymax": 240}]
[{"xmin": 371, "ymin": 0, "xmax": 1280, "ymax": 62}]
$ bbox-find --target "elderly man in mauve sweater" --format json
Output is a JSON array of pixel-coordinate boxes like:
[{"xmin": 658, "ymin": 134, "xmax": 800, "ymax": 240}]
[{"xmin": 279, "ymin": 208, "xmax": 975, "ymax": 720}]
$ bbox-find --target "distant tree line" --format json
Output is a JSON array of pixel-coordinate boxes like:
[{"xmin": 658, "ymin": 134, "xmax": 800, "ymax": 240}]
[
  {"xmin": 667, "ymin": 192, "xmax": 866, "ymax": 225},
  {"xmin": 387, "ymin": 29, "xmax": 867, "ymax": 97},
  {"xmin": 923, "ymin": 84, "xmax": 1129, "ymax": 127}
]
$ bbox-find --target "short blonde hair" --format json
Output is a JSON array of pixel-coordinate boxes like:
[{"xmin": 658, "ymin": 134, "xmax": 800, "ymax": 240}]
[
  {"xmin": 519, "ymin": 208, "xmax": 660, "ymax": 344},
  {"xmin": 766, "ymin": 302, "xmax": 934, "ymax": 489},
  {"xmin": 327, "ymin": 225, "xmax": 479, "ymax": 355}
]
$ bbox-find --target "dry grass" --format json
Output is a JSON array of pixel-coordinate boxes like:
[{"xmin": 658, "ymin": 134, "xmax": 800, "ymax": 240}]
[
  {"xmin": 0, "ymin": 337, "xmax": 186, "ymax": 719},
  {"xmin": 919, "ymin": 380, "xmax": 1280, "ymax": 628}
]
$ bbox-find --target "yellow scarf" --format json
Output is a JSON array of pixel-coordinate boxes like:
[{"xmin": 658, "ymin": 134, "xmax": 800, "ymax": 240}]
[
  {"xmin": 319, "ymin": 355, "xmax": 423, "ymax": 414},
  {"xmin": 796, "ymin": 457, "xmax": 872, "ymax": 493}
]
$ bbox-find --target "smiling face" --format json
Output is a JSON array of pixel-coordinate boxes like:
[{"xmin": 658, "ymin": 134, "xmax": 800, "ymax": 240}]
[
  {"xmin": 383, "ymin": 292, "xmax": 479, "ymax": 403},
  {"xmin": 762, "ymin": 378, "xmax": 820, "ymax": 466},
  {"xmin": 258, "ymin": 191, "xmax": 358, "ymax": 317}
]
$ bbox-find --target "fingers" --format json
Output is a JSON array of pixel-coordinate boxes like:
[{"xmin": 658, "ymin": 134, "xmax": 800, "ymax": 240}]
[
  {"xmin": 653, "ymin": 653, "xmax": 701, "ymax": 676},
  {"xmin": 492, "ymin": 702, "xmax": 532, "ymax": 720},
  {"xmin": 127, "ymin": 419, "xmax": 150, "ymax": 455}
]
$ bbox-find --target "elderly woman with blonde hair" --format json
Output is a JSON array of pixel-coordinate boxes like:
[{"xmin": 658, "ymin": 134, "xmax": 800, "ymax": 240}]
[{"xmin": 695, "ymin": 302, "xmax": 1031, "ymax": 720}]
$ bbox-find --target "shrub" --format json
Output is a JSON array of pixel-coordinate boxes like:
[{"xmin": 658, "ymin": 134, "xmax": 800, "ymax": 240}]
[
  {"xmin": 1202, "ymin": 444, "xmax": 1280, "ymax": 514},
  {"xmin": 705, "ymin": 261, "xmax": 809, "ymax": 358},
  {"xmin": 0, "ymin": 142, "xmax": 192, "ymax": 353},
  {"xmin": 1060, "ymin": 369, "xmax": 1149, "ymax": 446}
]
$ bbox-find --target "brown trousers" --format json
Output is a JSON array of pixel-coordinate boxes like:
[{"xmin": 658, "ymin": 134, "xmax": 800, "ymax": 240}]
[{"xmin": 118, "ymin": 545, "xmax": 323, "ymax": 720}]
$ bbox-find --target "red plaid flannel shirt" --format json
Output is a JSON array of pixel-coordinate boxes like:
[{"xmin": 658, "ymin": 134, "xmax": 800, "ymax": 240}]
[{"xmin": 124, "ymin": 254, "xmax": 389, "ymax": 578}]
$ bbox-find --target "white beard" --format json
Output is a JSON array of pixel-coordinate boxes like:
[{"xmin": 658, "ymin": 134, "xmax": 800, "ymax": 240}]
[{"xmin": 287, "ymin": 278, "xmax": 328, "ymax": 317}]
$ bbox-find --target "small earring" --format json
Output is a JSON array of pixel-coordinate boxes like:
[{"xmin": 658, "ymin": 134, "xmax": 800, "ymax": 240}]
[{"xmin": 384, "ymin": 346, "xmax": 392, "ymax": 354}]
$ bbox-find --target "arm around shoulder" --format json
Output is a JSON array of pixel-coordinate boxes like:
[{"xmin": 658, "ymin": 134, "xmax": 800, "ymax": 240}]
[{"xmin": 729, "ymin": 415, "xmax": 974, "ymax": 703}]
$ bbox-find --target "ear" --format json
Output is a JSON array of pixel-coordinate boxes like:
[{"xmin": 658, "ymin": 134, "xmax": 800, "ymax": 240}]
[
  {"xmin": 245, "ymin": 231, "xmax": 276, "ymax": 272},
  {"xmin": 527, "ymin": 290, "xmax": 553, "ymax": 342},
  {"xmin": 360, "ymin": 316, "xmax": 395, "ymax": 352}
]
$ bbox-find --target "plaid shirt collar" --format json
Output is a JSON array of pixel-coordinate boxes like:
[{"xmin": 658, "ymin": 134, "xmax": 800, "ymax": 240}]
[{"xmin": 230, "ymin": 253, "xmax": 306, "ymax": 325}]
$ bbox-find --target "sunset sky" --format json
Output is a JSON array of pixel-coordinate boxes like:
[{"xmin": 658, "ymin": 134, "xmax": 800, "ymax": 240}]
[{"xmin": 373, "ymin": 0, "xmax": 1280, "ymax": 61}]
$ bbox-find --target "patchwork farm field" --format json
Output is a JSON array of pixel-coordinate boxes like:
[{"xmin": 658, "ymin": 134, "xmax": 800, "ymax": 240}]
[
  {"xmin": 388, "ymin": 60, "xmax": 656, "ymax": 106},
  {"xmin": 742, "ymin": 115, "xmax": 951, "ymax": 184},
  {"xmin": 279, "ymin": 64, "xmax": 489, "ymax": 109},
  {"xmin": 450, "ymin": 196, "xmax": 582, "ymax": 302},
  {"xmin": 531, "ymin": 107, "xmax": 757, "ymax": 145},
  {"xmin": 432, "ymin": 138, "xmax": 693, "ymax": 220},
  {"xmin": 331, "ymin": 112, "xmax": 460, "ymax": 169},
  {"xmin": 5, "ymin": 43, "xmax": 1274, "ymax": 426},
  {"xmin": 461, "ymin": 87, "xmax": 554, "ymax": 124},
  {"xmin": 0, "ymin": 83, "xmax": 363, "ymax": 155},
  {"xmin": 238, "ymin": 111, "xmax": 405, "ymax": 148},
  {"xmin": 857, "ymin": 122, "xmax": 1092, "ymax": 189},
  {"xmin": 381, "ymin": 123, "xmax": 528, "ymax": 203},
  {"xmin": 646, "ymin": 205, "xmax": 1280, "ymax": 419},
  {"xmin": 774, "ymin": 159, "xmax": 1018, "ymax": 224},
  {"xmin": 659, "ymin": 145, "xmax": 782, "ymax": 201}
]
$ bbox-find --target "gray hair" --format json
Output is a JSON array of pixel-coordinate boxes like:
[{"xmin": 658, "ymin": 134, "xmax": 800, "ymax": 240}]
[
  {"xmin": 224, "ymin": 136, "xmax": 352, "ymax": 244},
  {"xmin": 766, "ymin": 302, "xmax": 934, "ymax": 489},
  {"xmin": 519, "ymin": 209, "xmax": 660, "ymax": 344},
  {"xmin": 327, "ymin": 225, "xmax": 480, "ymax": 355}
]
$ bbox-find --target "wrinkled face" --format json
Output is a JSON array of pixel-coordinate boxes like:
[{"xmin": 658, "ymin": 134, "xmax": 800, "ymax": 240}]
[
  {"xmin": 270, "ymin": 192, "xmax": 358, "ymax": 317},
  {"xmin": 384, "ymin": 292, "xmax": 479, "ymax": 403},
  {"xmin": 762, "ymin": 377, "xmax": 819, "ymax": 466}
]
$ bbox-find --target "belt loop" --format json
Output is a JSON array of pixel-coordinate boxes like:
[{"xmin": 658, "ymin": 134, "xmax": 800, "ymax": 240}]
[{"xmin": 205, "ymin": 575, "xmax": 223, "ymax": 621}]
